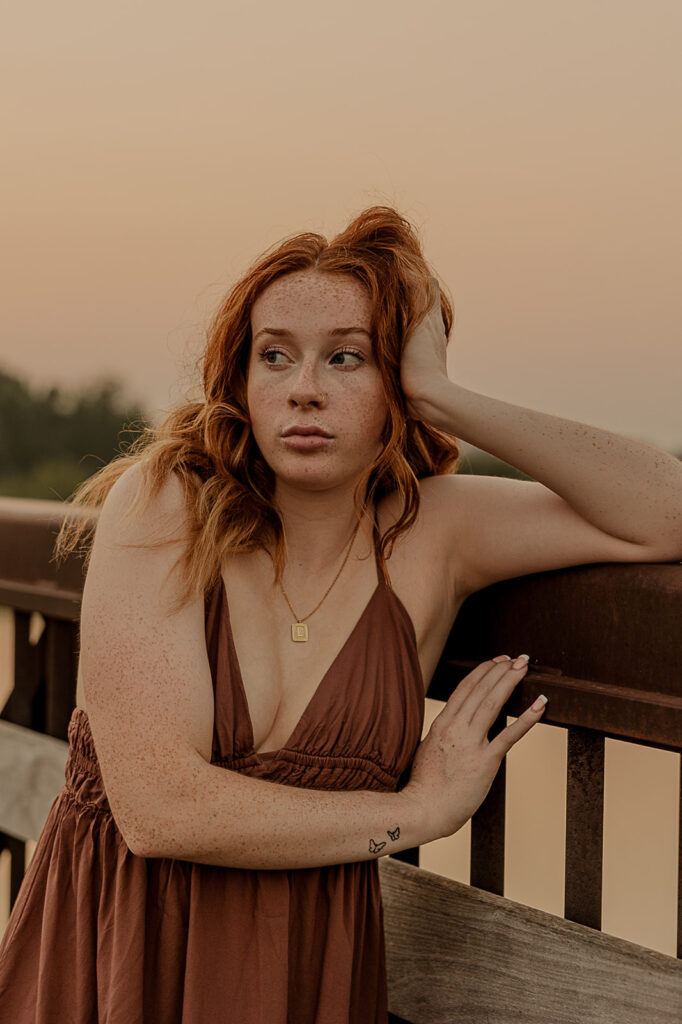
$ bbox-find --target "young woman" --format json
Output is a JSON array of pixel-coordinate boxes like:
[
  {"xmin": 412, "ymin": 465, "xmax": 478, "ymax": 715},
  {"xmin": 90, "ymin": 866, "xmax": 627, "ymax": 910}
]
[{"xmin": 0, "ymin": 207, "xmax": 679, "ymax": 1023}]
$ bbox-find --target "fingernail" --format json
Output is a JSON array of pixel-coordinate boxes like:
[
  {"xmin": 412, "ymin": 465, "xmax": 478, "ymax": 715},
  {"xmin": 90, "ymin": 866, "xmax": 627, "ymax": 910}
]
[
  {"xmin": 512, "ymin": 654, "xmax": 530, "ymax": 669},
  {"xmin": 492, "ymin": 655, "xmax": 511, "ymax": 663},
  {"xmin": 531, "ymin": 694, "xmax": 548, "ymax": 712}
]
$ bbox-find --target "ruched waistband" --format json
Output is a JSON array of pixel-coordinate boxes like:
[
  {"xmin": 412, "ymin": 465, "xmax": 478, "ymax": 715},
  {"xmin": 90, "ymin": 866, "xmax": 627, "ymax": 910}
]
[
  {"xmin": 64, "ymin": 707, "xmax": 112, "ymax": 813},
  {"xmin": 64, "ymin": 707, "xmax": 404, "ymax": 809}
]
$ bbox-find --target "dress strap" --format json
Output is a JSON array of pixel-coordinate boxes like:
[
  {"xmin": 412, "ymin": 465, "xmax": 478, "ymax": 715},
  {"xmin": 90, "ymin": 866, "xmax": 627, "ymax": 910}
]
[{"xmin": 371, "ymin": 516, "xmax": 392, "ymax": 591}]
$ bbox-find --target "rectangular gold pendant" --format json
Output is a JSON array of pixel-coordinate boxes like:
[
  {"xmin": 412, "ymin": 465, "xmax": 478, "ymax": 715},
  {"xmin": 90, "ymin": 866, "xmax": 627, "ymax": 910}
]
[{"xmin": 292, "ymin": 622, "xmax": 309, "ymax": 642}]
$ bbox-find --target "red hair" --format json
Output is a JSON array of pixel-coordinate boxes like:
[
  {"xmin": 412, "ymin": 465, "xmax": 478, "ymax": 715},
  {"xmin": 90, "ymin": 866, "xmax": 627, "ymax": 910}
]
[{"xmin": 54, "ymin": 205, "xmax": 460, "ymax": 612}]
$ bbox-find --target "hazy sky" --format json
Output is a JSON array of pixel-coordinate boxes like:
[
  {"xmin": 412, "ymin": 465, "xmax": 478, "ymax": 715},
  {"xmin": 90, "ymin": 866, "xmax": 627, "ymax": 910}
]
[{"xmin": 2, "ymin": 0, "xmax": 680, "ymax": 451}]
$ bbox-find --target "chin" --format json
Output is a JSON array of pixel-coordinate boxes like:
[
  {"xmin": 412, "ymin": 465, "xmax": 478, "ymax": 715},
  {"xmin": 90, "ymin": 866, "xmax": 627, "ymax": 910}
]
[
  {"xmin": 276, "ymin": 464, "xmax": 341, "ymax": 487},
  {"xmin": 268, "ymin": 456, "xmax": 361, "ymax": 491}
]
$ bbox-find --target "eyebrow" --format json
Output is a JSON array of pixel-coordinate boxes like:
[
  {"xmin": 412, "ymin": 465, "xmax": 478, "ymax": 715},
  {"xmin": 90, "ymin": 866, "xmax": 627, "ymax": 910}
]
[{"xmin": 253, "ymin": 327, "xmax": 371, "ymax": 341}]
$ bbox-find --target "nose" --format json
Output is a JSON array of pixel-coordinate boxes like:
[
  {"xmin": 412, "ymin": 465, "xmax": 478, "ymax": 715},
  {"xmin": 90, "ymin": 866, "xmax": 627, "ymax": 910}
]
[{"xmin": 287, "ymin": 361, "xmax": 326, "ymax": 408}]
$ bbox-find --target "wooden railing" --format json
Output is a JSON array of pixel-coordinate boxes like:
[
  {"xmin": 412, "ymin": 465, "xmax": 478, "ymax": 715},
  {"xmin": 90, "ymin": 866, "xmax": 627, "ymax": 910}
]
[{"xmin": 1, "ymin": 496, "xmax": 681, "ymax": 1022}]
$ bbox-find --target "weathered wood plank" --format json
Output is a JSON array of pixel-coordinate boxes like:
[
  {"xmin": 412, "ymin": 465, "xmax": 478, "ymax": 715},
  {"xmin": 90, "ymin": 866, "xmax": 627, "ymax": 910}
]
[
  {"xmin": 379, "ymin": 857, "xmax": 682, "ymax": 1024},
  {"xmin": 0, "ymin": 719, "xmax": 68, "ymax": 842},
  {"xmin": 440, "ymin": 562, "xmax": 681, "ymax": 700},
  {"xmin": 0, "ymin": 581, "xmax": 82, "ymax": 622},
  {"xmin": 429, "ymin": 659, "xmax": 682, "ymax": 751}
]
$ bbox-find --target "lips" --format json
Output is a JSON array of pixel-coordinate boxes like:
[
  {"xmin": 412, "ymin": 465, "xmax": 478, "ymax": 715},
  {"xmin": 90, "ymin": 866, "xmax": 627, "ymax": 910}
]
[{"xmin": 281, "ymin": 425, "xmax": 333, "ymax": 437}]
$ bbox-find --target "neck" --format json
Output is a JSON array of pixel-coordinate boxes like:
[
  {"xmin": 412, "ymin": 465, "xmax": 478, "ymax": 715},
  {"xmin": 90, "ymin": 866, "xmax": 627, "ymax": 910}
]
[{"xmin": 270, "ymin": 483, "xmax": 375, "ymax": 575}]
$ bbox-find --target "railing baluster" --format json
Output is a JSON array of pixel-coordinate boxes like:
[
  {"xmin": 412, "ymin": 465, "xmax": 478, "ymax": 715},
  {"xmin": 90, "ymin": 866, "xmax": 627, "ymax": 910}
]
[
  {"xmin": 565, "ymin": 724, "xmax": 604, "ymax": 930},
  {"xmin": 45, "ymin": 617, "xmax": 78, "ymax": 740},
  {"xmin": 470, "ymin": 708, "xmax": 507, "ymax": 895},
  {"xmin": 1, "ymin": 611, "xmax": 45, "ymax": 913},
  {"xmin": 1, "ymin": 609, "xmax": 45, "ymax": 731}
]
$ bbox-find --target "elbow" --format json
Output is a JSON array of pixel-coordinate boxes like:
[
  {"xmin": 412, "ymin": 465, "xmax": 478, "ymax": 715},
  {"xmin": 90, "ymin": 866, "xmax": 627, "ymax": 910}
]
[
  {"xmin": 120, "ymin": 812, "xmax": 185, "ymax": 861},
  {"xmin": 123, "ymin": 835, "xmax": 148, "ymax": 859},
  {"xmin": 113, "ymin": 814, "xmax": 157, "ymax": 860},
  {"xmin": 103, "ymin": 758, "xmax": 210, "ymax": 860},
  {"xmin": 108, "ymin": 800, "xmax": 175, "ymax": 860}
]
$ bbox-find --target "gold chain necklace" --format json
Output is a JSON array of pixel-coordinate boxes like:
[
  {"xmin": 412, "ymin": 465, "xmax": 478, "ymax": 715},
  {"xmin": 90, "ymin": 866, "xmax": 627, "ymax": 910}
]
[{"xmin": 277, "ymin": 520, "xmax": 362, "ymax": 642}]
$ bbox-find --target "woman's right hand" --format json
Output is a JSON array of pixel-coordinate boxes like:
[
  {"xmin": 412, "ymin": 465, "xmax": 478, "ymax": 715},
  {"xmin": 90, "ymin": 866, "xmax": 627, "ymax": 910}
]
[{"xmin": 404, "ymin": 655, "xmax": 548, "ymax": 841}]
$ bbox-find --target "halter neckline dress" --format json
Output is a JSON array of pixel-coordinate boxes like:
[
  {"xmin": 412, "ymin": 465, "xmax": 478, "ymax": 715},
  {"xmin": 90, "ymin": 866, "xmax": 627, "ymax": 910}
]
[{"xmin": 0, "ymin": 526, "xmax": 425, "ymax": 1024}]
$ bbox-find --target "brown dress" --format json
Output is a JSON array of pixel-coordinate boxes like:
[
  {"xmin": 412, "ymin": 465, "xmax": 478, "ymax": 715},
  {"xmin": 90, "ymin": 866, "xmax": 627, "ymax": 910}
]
[{"xmin": 0, "ymin": 532, "xmax": 425, "ymax": 1023}]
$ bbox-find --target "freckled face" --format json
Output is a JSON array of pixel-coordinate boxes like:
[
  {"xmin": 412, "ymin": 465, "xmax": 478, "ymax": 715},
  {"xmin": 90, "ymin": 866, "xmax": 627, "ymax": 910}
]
[{"xmin": 246, "ymin": 270, "xmax": 389, "ymax": 492}]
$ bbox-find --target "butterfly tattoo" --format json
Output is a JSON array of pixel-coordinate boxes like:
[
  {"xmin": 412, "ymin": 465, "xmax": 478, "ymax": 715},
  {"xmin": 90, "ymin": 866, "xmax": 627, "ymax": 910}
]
[
  {"xmin": 368, "ymin": 838, "xmax": 386, "ymax": 854},
  {"xmin": 387, "ymin": 826, "xmax": 400, "ymax": 841}
]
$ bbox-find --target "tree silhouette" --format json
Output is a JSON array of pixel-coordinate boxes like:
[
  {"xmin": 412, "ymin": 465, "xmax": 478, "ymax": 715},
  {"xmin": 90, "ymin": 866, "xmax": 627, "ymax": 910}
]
[{"xmin": 0, "ymin": 368, "xmax": 149, "ymax": 500}]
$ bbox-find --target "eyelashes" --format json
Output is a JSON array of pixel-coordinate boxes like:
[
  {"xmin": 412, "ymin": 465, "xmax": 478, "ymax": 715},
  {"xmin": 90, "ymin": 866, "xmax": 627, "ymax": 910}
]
[{"xmin": 258, "ymin": 346, "xmax": 365, "ymax": 367}]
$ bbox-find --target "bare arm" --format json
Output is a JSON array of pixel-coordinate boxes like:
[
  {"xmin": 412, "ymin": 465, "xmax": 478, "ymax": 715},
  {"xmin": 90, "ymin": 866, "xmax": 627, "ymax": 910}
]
[
  {"xmin": 79, "ymin": 464, "xmax": 437, "ymax": 869},
  {"xmin": 414, "ymin": 380, "xmax": 682, "ymax": 558},
  {"xmin": 138, "ymin": 752, "xmax": 432, "ymax": 868}
]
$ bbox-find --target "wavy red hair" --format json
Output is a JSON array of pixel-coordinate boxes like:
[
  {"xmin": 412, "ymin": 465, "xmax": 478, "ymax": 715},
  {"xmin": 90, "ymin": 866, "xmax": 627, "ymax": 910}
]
[{"xmin": 54, "ymin": 205, "xmax": 460, "ymax": 612}]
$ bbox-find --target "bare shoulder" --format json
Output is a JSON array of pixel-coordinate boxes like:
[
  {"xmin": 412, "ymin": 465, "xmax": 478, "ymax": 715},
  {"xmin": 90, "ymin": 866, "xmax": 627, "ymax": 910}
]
[{"xmin": 95, "ymin": 460, "xmax": 191, "ymax": 548}]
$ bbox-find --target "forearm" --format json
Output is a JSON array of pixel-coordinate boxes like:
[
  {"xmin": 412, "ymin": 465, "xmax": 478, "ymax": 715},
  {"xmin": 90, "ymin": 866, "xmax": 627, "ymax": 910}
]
[
  {"xmin": 136, "ymin": 754, "xmax": 437, "ymax": 869},
  {"xmin": 424, "ymin": 380, "xmax": 682, "ymax": 554}
]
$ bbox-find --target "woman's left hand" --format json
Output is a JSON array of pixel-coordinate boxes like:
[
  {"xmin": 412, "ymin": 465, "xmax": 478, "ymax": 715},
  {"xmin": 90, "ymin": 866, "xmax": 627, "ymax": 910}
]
[{"xmin": 400, "ymin": 277, "xmax": 452, "ymax": 422}]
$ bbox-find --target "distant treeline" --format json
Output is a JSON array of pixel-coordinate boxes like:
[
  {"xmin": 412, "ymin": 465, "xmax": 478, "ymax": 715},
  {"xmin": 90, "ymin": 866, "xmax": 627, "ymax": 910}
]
[
  {"xmin": 0, "ymin": 368, "xmax": 148, "ymax": 501},
  {"xmin": 0, "ymin": 366, "xmax": 539, "ymax": 501}
]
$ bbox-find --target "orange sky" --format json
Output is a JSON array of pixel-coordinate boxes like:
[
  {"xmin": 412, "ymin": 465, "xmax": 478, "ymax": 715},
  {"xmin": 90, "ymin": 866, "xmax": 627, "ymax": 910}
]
[{"xmin": 2, "ymin": 0, "xmax": 680, "ymax": 451}]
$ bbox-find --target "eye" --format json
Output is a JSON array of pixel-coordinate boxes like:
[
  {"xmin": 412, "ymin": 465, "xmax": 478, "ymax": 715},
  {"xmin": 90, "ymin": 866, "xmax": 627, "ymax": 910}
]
[
  {"xmin": 259, "ymin": 346, "xmax": 288, "ymax": 365},
  {"xmin": 330, "ymin": 348, "xmax": 365, "ymax": 366},
  {"xmin": 258, "ymin": 346, "xmax": 365, "ymax": 368}
]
